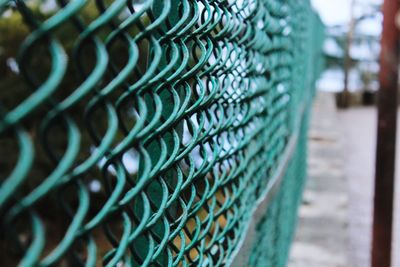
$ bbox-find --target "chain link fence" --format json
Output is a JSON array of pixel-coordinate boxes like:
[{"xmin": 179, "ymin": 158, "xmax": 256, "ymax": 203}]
[{"xmin": 0, "ymin": 0, "xmax": 324, "ymax": 266}]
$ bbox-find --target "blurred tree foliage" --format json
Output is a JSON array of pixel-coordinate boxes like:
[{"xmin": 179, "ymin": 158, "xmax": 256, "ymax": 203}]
[{"xmin": 324, "ymin": 2, "xmax": 381, "ymax": 94}]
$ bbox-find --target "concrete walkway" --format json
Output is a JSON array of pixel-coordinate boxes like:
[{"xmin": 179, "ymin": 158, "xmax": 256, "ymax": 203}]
[
  {"xmin": 337, "ymin": 107, "xmax": 376, "ymax": 267},
  {"xmin": 289, "ymin": 92, "xmax": 350, "ymax": 267},
  {"xmin": 290, "ymin": 92, "xmax": 400, "ymax": 267},
  {"xmin": 338, "ymin": 106, "xmax": 400, "ymax": 267}
]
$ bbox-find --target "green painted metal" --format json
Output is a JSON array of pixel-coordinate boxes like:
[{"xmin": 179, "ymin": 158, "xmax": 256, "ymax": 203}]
[{"xmin": 0, "ymin": 0, "xmax": 324, "ymax": 266}]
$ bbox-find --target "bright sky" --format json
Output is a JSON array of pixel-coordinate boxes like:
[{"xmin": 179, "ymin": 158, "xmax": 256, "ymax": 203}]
[
  {"xmin": 311, "ymin": 0, "xmax": 352, "ymax": 26},
  {"xmin": 311, "ymin": 0, "xmax": 383, "ymax": 26},
  {"xmin": 311, "ymin": 0, "xmax": 383, "ymax": 35}
]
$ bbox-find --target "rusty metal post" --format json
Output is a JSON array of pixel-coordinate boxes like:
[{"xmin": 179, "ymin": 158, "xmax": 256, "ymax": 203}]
[{"xmin": 372, "ymin": 0, "xmax": 400, "ymax": 266}]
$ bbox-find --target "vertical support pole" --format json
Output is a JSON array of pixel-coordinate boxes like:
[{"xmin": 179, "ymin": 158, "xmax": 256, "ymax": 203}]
[{"xmin": 372, "ymin": 0, "xmax": 399, "ymax": 266}]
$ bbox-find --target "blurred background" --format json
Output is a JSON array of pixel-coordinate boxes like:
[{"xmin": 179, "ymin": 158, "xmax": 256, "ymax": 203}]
[
  {"xmin": 315, "ymin": 0, "xmax": 382, "ymax": 105},
  {"xmin": 289, "ymin": 1, "xmax": 400, "ymax": 267}
]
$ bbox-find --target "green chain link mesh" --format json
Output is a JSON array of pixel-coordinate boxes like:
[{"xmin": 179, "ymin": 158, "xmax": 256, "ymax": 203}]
[
  {"xmin": 247, "ymin": 110, "xmax": 310, "ymax": 267},
  {"xmin": 0, "ymin": 0, "xmax": 324, "ymax": 266}
]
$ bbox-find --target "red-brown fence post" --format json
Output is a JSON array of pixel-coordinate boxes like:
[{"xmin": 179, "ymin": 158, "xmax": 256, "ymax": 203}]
[{"xmin": 372, "ymin": 0, "xmax": 400, "ymax": 266}]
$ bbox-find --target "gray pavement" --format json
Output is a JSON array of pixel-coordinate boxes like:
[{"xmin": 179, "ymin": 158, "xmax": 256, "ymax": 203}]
[
  {"xmin": 338, "ymin": 107, "xmax": 376, "ymax": 267},
  {"xmin": 290, "ymin": 92, "xmax": 400, "ymax": 267},
  {"xmin": 338, "ymin": 106, "xmax": 400, "ymax": 267},
  {"xmin": 289, "ymin": 92, "xmax": 350, "ymax": 267}
]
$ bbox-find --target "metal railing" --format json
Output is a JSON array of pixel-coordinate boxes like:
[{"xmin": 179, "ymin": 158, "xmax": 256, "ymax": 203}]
[{"xmin": 0, "ymin": 0, "xmax": 324, "ymax": 266}]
